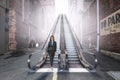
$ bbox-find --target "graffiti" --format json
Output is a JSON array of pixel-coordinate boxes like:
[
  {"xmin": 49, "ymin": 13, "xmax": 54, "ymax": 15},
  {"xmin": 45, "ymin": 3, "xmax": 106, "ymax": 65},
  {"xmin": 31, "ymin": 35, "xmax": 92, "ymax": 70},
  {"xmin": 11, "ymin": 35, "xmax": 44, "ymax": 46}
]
[{"xmin": 100, "ymin": 9, "xmax": 120, "ymax": 36}]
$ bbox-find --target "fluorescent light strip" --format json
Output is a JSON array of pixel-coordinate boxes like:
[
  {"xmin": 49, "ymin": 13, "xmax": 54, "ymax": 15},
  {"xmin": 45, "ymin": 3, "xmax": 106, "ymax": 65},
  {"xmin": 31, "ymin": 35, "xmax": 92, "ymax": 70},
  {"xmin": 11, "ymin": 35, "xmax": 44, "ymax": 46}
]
[
  {"xmin": 36, "ymin": 68, "xmax": 58, "ymax": 73},
  {"xmin": 36, "ymin": 68, "xmax": 91, "ymax": 73},
  {"xmin": 69, "ymin": 68, "xmax": 89, "ymax": 72}
]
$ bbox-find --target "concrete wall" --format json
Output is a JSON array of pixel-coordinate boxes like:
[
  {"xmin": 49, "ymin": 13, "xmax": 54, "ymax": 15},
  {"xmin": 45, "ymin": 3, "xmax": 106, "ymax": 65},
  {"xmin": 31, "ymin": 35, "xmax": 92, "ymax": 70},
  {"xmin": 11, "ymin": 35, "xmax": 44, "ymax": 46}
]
[
  {"xmin": 82, "ymin": 0, "xmax": 120, "ymax": 60},
  {"xmin": 99, "ymin": 0, "xmax": 120, "ymax": 53},
  {"xmin": 0, "ymin": 7, "xmax": 5, "ymax": 54},
  {"xmin": 82, "ymin": 0, "xmax": 97, "ymax": 49},
  {"xmin": 0, "ymin": 0, "xmax": 9, "ymax": 54},
  {"xmin": 83, "ymin": 0, "xmax": 120, "ymax": 51},
  {"xmin": 9, "ymin": 0, "xmax": 55, "ymax": 50}
]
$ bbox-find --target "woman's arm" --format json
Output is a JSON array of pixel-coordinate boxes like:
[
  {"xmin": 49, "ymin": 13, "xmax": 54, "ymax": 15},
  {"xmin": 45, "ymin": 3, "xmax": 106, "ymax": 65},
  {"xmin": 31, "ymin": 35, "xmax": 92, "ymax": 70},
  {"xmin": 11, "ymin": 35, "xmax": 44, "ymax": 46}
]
[
  {"xmin": 47, "ymin": 42, "xmax": 50, "ymax": 52},
  {"xmin": 55, "ymin": 42, "xmax": 57, "ymax": 52}
]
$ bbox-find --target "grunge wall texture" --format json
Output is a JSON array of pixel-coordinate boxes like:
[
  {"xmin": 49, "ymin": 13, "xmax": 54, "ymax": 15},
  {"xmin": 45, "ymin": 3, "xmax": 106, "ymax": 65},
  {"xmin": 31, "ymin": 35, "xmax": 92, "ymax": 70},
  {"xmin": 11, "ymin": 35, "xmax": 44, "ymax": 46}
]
[
  {"xmin": 82, "ymin": 0, "xmax": 120, "ymax": 54},
  {"xmin": 0, "ymin": 0, "xmax": 9, "ymax": 54},
  {"xmin": 9, "ymin": 0, "xmax": 55, "ymax": 50},
  {"xmin": 99, "ymin": 0, "xmax": 120, "ymax": 53},
  {"xmin": 82, "ymin": 0, "xmax": 97, "ymax": 49}
]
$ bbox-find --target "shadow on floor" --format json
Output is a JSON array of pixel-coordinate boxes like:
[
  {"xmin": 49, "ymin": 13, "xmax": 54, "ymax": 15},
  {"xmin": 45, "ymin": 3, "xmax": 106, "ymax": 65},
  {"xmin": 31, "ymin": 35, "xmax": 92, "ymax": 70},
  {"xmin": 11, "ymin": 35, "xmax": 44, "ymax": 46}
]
[
  {"xmin": 4, "ymin": 51, "xmax": 26, "ymax": 59},
  {"xmin": 0, "ymin": 54, "xmax": 4, "ymax": 56},
  {"xmin": 36, "ymin": 72, "xmax": 51, "ymax": 80}
]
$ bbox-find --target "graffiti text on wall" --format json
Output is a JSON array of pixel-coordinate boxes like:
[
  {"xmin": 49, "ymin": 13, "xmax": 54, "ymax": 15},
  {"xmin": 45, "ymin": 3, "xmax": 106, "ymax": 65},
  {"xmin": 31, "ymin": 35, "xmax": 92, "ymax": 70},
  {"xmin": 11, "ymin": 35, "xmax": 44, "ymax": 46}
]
[{"xmin": 100, "ymin": 9, "xmax": 120, "ymax": 36}]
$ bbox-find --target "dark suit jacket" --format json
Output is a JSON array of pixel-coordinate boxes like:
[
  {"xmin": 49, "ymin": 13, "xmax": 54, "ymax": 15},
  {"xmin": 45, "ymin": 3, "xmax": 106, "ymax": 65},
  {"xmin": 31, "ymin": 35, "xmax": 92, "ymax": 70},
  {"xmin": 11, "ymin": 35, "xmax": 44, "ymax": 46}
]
[{"xmin": 47, "ymin": 41, "xmax": 56, "ymax": 52}]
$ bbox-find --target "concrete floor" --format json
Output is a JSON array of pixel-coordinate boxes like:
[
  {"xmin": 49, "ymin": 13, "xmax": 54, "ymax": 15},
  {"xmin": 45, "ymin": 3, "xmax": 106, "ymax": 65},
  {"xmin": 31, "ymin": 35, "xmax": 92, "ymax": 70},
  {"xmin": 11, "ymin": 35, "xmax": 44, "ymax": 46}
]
[{"xmin": 0, "ymin": 48, "xmax": 120, "ymax": 80}]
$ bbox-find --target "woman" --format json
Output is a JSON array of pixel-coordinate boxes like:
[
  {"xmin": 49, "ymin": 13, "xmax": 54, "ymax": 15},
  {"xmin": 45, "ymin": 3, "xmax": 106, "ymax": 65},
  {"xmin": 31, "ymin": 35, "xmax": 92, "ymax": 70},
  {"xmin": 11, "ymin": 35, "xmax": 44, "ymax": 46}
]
[{"xmin": 47, "ymin": 35, "xmax": 57, "ymax": 68}]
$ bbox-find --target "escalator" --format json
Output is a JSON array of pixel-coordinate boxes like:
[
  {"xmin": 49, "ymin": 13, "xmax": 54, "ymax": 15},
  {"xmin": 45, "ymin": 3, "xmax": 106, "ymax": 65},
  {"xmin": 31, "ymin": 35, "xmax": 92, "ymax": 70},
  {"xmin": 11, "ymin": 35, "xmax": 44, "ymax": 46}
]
[
  {"xmin": 40, "ymin": 15, "xmax": 61, "ymax": 68},
  {"xmin": 64, "ymin": 15, "xmax": 97, "ymax": 70},
  {"xmin": 27, "ymin": 15, "xmax": 97, "ymax": 72},
  {"xmin": 63, "ymin": 16, "xmax": 83, "ymax": 68},
  {"xmin": 28, "ymin": 15, "xmax": 61, "ymax": 70}
]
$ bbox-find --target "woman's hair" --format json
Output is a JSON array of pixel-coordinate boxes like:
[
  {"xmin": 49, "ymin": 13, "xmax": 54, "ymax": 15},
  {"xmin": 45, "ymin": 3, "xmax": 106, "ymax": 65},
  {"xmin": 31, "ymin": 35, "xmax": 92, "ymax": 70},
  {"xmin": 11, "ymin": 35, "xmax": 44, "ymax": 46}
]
[{"xmin": 50, "ymin": 35, "xmax": 55, "ymax": 41}]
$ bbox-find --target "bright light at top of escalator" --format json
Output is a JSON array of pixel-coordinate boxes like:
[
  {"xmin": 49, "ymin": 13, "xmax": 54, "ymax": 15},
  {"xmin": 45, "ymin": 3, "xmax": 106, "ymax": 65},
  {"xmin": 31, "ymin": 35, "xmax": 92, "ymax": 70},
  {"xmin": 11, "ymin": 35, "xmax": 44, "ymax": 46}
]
[{"xmin": 55, "ymin": 0, "xmax": 68, "ymax": 16}]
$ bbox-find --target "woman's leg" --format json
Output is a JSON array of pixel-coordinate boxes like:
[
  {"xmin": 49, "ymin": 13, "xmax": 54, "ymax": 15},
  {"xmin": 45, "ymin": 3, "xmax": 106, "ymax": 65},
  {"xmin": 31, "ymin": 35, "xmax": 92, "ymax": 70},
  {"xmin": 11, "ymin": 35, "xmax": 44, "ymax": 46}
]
[
  {"xmin": 51, "ymin": 52, "xmax": 55, "ymax": 67},
  {"xmin": 50, "ymin": 56, "xmax": 53, "ymax": 67},
  {"xmin": 48, "ymin": 52, "xmax": 52, "ymax": 67},
  {"xmin": 49, "ymin": 52, "xmax": 55, "ymax": 67}
]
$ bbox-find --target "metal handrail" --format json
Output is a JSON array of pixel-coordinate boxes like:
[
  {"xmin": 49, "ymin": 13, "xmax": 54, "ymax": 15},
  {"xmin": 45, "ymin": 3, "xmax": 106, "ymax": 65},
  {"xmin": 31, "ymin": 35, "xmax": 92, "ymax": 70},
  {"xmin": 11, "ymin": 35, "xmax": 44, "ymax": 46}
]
[
  {"xmin": 42, "ymin": 15, "xmax": 60, "ymax": 50},
  {"xmin": 28, "ymin": 15, "xmax": 61, "ymax": 71},
  {"xmin": 65, "ymin": 16, "xmax": 97, "ymax": 70}
]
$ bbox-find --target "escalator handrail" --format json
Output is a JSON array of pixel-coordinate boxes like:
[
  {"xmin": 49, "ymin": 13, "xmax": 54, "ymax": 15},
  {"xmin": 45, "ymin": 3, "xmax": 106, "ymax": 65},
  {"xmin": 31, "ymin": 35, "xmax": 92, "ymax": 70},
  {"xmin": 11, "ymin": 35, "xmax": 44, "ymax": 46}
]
[
  {"xmin": 65, "ymin": 16, "xmax": 97, "ymax": 70},
  {"xmin": 28, "ymin": 15, "xmax": 61, "ymax": 70},
  {"xmin": 42, "ymin": 15, "xmax": 60, "ymax": 50}
]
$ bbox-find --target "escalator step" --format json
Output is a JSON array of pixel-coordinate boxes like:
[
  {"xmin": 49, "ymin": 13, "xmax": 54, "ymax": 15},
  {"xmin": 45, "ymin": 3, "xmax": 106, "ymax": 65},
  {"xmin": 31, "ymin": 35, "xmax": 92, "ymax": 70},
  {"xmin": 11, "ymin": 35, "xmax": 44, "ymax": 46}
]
[
  {"xmin": 45, "ymin": 61, "xmax": 58, "ymax": 63},
  {"xmin": 68, "ymin": 60, "xmax": 80, "ymax": 63},
  {"xmin": 67, "ymin": 51, "xmax": 77, "ymax": 53}
]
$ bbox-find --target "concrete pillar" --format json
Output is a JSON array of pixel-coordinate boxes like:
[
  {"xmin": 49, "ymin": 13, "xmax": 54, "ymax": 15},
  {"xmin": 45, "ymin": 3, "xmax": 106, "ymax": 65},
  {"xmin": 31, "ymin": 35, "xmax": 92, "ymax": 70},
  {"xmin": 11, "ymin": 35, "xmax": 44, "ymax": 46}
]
[
  {"xmin": 96, "ymin": 0, "xmax": 100, "ymax": 52},
  {"xmin": 9, "ymin": 10, "xmax": 16, "ymax": 51}
]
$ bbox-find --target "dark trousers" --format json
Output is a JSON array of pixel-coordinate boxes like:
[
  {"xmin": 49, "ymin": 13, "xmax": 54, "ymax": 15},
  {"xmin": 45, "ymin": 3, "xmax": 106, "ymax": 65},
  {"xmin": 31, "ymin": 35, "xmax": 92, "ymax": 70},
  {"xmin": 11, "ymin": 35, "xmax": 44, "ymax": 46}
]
[{"xmin": 48, "ymin": 52, "xmax": 55, "ymax": 67}]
